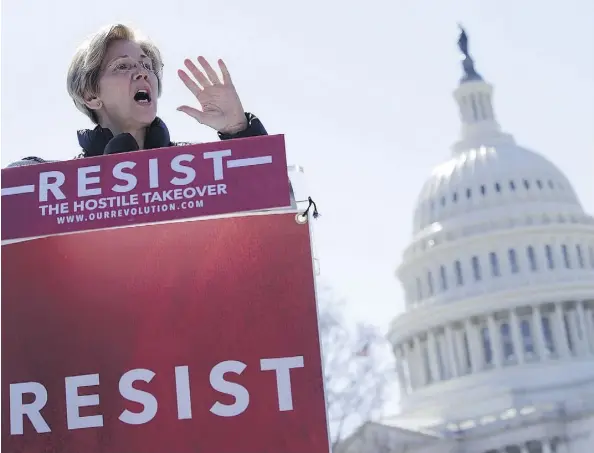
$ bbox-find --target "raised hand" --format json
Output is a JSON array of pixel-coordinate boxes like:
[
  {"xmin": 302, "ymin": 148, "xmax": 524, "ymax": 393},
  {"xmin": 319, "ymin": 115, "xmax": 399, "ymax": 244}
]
[{"xmin": 177, "ymin": 57, "xmax": 248, "ymax": 135}]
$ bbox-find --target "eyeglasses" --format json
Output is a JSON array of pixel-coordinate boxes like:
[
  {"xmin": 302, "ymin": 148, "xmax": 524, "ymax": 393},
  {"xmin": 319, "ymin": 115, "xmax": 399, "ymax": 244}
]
[{"xmin": 108, "ymin": 57, "xmax": 163, "ymax": 75}]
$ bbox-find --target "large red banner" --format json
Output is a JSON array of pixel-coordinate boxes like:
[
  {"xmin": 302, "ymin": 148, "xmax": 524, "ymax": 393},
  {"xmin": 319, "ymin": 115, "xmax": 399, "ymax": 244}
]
[
  {"xmin": 1, "ymin": 134, "xmax": 291, "ymax": 241},
  {"xmin": 1, "ymin": 213, "xmax": 330, "ymax": 453}
]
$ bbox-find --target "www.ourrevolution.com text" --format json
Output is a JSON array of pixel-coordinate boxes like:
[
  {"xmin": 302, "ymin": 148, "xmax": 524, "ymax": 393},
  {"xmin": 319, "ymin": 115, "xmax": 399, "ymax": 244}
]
[{"xmin": 56, "ymin": 200, "xmax": 205, "ymax": 224}]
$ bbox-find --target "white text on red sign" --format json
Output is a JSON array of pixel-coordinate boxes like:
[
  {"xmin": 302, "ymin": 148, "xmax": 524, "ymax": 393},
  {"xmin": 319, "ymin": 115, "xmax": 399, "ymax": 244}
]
[
  {"xmin": 10, "ymin": 356, "xmax": 304, "ymax": 435},
  {"xmin": 1, "ymin": 150, "xmax": 273, "ymax": 203}
]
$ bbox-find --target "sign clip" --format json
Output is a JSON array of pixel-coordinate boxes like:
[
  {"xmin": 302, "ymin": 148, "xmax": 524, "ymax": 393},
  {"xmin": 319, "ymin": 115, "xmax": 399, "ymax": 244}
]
[{"xmin": 296, "ymin": 197, "xmax": 320, "ymax": 224}]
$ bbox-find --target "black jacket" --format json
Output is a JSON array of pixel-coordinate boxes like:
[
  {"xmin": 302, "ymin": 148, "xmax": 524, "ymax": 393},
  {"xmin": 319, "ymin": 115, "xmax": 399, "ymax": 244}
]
[{"xmin": 7, "ymin": 112, "xmax": 267, "ymax": 167}]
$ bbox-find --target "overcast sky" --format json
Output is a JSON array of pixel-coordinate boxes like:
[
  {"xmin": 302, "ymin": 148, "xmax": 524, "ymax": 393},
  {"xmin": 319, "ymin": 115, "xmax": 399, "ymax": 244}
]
[{"xmin": 2, "ymin": 0, "xmax": 593, "ymax": 330}]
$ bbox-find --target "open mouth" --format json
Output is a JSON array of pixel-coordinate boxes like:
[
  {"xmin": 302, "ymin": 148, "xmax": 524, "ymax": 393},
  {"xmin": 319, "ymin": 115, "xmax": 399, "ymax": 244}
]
[{"xmin": 134, "ymin": 89, "xmax": 152, "ymax": 104}]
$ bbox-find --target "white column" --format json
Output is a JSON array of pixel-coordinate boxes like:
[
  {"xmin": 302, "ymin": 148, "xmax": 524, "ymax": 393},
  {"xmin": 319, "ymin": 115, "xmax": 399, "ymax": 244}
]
[
  {"xmin": 454, "ymin": 328, "xmax": 467, "ymax": 374},
  {"xmin": 567, "ymin": 308, "xmax": 582, "ymax": 356},
  {"xmin": 426, "ymin": 330, "xmax": 441, "ymax": 382},
  {"xmin": 413, "ymin": 336, "xmax": 427, "ymax": 386},
  {"xmin": 405, "ymin": 342, "xmax": 417, "ymax": 390},
  {"xmin": 575, "ymin": 301, "xmax": 589, "ymax": 354},
  {"xmin": 395, "ymin": 347, "xmax": 408, "ymax": 396},
  {"xmin": 554, "ymin": 302, "xmax": 571, "ymax": 358},
  {"xmin": 465, "ymin": 318, "xmax": 482, "ymax": 373},
  {"xmin": 532, "ymin": 305, "xmax": 548, "ymax": 360},
  {"xmin": 584, "ymin": 305, "xmax": 594, "ymax": 354},
  {"xmin": 510, "ymin": 310, "xmax": 525, "ymax": 364},
  {"xmin": 541, "ymin": 439, "xmax": 552, "ymax": 453},
  {"xmin": 487, "ymin": 314, "xmax": 503, "ymax": 368},
  {"xmin": 444, "ymin": 324, "xmax": 459, "ymax": 378},
  {"xmin": 437, "ymin": 333, "xmax": 451, "ymax": 379}
]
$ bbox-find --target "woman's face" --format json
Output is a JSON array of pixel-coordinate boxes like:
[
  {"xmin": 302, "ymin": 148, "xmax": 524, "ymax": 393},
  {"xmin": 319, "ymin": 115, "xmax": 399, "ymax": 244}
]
[{"xmin": 92, "ymin": 39, "xmax": 159, "ymax": 130}]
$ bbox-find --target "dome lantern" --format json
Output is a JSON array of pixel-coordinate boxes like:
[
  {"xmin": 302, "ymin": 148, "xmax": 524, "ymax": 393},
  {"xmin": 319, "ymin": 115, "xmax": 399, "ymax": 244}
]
[{"xmin": 452, "ymin": 26, "xmax": 515, "ymax": 154}]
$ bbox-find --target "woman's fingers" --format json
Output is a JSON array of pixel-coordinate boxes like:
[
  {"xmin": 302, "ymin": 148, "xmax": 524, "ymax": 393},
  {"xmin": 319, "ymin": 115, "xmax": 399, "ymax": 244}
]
[
  {"xmin": 177, "ymin": 69, "xmax": 203, "ymax": 97},
  {"xmin": 177, "ymin": 105, "xmax": 206, "ymax": 123},
  {"xmin": 198, "ymin": 56, "xmax": 222, "ymax": 85},
  {"xmin": 184, "ymin": 59, "xmax": 211, "ymax": 87},
  {"xmin": 179, "ymin": 57, "xmax": 229, "ymax": 90},
  {"xmin": 218, "ymin": 59, "xmax": 233, "ymax": 85}
]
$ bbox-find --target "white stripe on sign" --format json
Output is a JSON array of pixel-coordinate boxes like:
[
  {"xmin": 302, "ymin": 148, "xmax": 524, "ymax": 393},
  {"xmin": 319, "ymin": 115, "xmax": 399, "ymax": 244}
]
[
  {"xmin": 226, "ymin": 156, "xmax": 272, "ymax": 168},
  {"xmin": 1, "ymin": 185, "xmax": 35, "ymax": 196}
]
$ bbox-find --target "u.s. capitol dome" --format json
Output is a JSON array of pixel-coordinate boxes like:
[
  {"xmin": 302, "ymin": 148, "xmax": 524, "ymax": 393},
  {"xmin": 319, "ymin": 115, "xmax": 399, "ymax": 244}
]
[{"xmin": 340, "ymin": 27, "xmax": 594, "ymax": 453}]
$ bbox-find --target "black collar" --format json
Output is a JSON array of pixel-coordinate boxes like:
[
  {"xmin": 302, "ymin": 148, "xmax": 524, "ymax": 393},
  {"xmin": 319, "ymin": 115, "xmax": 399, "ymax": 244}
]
[{"xmin": 77, "ymin": 117, "xmax": 172, "ymax": 157}]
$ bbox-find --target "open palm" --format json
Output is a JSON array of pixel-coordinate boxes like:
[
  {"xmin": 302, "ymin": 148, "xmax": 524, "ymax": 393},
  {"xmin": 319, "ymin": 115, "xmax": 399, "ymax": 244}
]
[{"xmin": 177, "ymin": 57, "xmax": 248, "ymax": 135}]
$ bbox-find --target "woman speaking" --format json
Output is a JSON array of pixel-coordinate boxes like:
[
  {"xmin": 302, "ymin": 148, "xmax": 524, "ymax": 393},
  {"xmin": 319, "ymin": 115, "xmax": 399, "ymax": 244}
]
[{"xmin": 8, "ymin": 23, "xmax": 267, "ymax": 167}]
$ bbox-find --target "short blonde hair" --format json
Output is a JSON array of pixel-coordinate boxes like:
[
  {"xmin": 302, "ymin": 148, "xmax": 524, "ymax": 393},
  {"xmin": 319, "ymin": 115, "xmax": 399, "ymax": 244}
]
[{"xmin": 67, "ymin": 24, "xmax": 164, "ymax": 124}]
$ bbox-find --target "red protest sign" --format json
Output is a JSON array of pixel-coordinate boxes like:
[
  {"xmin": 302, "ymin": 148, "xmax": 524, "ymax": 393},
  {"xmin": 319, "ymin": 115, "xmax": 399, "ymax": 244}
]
[
  {"xmin": 1, "ymin": 213, "xmax": 330, "ymax": 453},
  {"xmin": 1, "ymin": 134, "xmax": 291, "ymax": 241}
]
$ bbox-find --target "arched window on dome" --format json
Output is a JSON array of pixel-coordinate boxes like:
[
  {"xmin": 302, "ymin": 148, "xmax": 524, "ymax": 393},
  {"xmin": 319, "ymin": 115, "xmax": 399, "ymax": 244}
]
[
  {"xmin": 576, "ymin": 245, "xmax": 585, "ymax": 268},
  {"xmin": 561, "ymin": 245, "xmax": 572, "ymax": 269},
  {"xmin": 523, "ymin": 179, "xmax": 530, "ymax": 190},
  {"xmin": 439, "ymin": 265, "xmax": 448, "ymax": 291},
  {"xmin": 500, "ymin": 322, "xmax": 515, "ymax": 361},
  {"xmin": 509, "ymin": 180, "xmax": 516, "ymax": 191},
  {"xmin": 508, "ymin": 249, "xmax": 519, "ymax": 274},
  {"xmin": 520, "ymin": 319, "xmax": 535, "ymax": 357},
  {"xmin": 481, "ymin": 326, "xmax": 493, "ymax": 366},
  {"xmin": 545, "ymin": 245, "xmax": 555, "ymax": 269},
  {"xmin": 454, "ymin": 260, "xmax": 463, "ymax": 286},
  {"xmin": 427, "ymin": 271, "xmax": 434, "ymax": 297},
  {"xmin": 471, "ymin": 256, "xmax": 482, "ymax": 281},
  {"xmin": 489, "ymin": 252, "xmax": 500, "ymax": 277},
  {"xmin": 527, "ymin": 246, "xmax": 538, "ymax": 271},
  {"xmin": 495, "ymin": 182, "xmax": 501, "ymax": 193}
]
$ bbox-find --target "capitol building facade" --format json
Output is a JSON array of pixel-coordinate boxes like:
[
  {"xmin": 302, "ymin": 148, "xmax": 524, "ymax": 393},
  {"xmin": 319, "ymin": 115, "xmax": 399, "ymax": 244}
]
[{"xmin": 340, "ymin": 30, "xmax": 594, "ymax": 453}]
